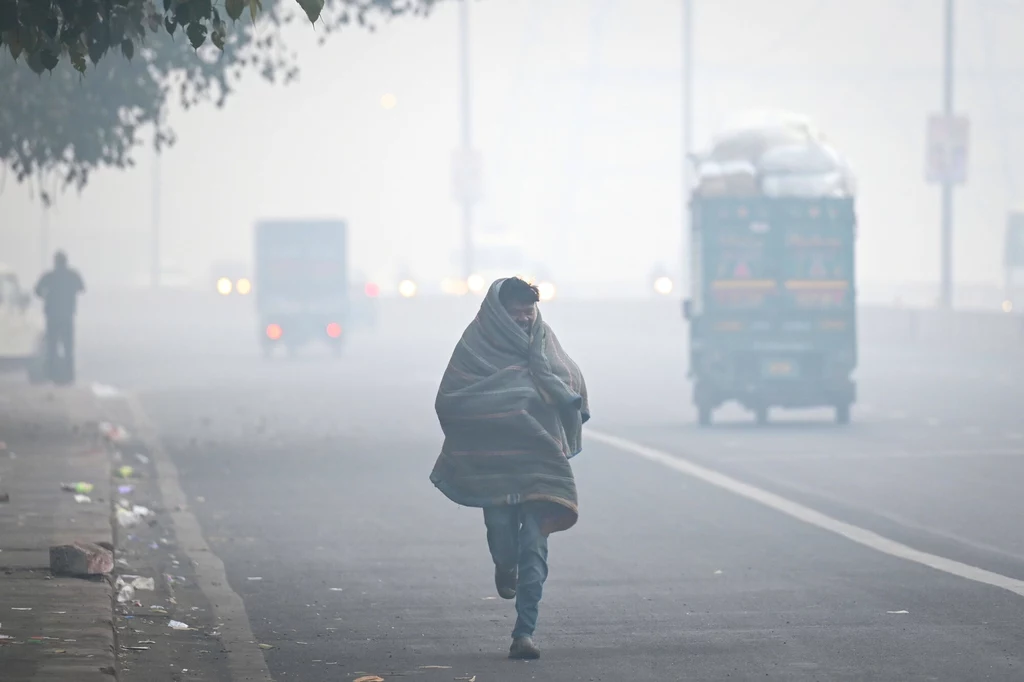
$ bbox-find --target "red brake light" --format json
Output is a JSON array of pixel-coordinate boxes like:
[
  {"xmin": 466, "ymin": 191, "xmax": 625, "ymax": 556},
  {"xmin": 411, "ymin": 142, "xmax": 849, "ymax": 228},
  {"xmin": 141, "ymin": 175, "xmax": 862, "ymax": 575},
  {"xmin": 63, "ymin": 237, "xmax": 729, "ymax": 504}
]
[
  {"xmin": 266, "ymin": 323, "xmax": 283, "ymax": 340},
  {"xmin": 326, "ymin": 322, "xmax": 342, "ymax": 338},
  {"xmin": 364, "ymin": 282, "xmax": 380, "ymax": 298}
]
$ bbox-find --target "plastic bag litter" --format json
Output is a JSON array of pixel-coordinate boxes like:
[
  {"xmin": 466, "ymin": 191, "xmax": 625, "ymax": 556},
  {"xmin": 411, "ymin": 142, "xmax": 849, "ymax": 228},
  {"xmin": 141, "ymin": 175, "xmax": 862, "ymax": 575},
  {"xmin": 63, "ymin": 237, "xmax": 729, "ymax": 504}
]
[
  {"xmin": 115, "ymin": 579, "xmax": 135, "ymax": 604},
  {"xmin": 168, "ymin": 620, "xmax": 189, "ymax": 630},
  {"xmin": 116, "ymin": 466, "xmax": 135, "ymax": 480},
  {"xmin": 131, "ymin": 577, "xmax": 155, "ymax": 591},
  {"xmin": 61, "ymin": 482, "xmax": 94, "ymax": 494},
  {"xmin": 116, "ymin": 508, "xmax": 141, "ymax": 528},
  {"xmin": 73, "ymin": 494, "xmax": 92, "ymax": 504}
]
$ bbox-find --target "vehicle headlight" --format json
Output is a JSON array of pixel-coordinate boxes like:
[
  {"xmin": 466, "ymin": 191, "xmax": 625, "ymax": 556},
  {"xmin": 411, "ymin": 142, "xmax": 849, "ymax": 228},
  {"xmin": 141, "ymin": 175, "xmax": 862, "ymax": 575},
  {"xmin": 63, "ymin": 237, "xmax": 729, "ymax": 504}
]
[
  {"xmin": 398, "ymin": 279, "xmax": 419, "ymax": 298},
  {"xmin": 653, "ymin": 276, "xmax": 674, "ymax": 295},
  {"xmin": 466, "ymin": 274, "xmax": 486, "ymax": 294},
  {"xmin": 216, "ymin": 277, "xmax": 233, "ymax": 295},
  {"xmin": 1002, "ymin": 300, "xmax": 1014, "ymax": 313},
  {"xmin": 537, "ymin": 281, "xmax": 557, "ymax": 302},
  {"xmin": 236, "ymin": 278, "xmax": 252, "ymax": 295}
]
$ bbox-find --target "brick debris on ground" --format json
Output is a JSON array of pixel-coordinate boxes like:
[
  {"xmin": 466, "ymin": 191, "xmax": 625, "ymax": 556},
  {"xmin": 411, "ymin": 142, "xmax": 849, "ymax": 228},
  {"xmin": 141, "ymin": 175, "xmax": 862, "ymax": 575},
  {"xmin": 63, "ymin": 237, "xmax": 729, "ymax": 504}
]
[{"xmin": 0, "ymin": 381, "xmax": 117, "ymax": 681}]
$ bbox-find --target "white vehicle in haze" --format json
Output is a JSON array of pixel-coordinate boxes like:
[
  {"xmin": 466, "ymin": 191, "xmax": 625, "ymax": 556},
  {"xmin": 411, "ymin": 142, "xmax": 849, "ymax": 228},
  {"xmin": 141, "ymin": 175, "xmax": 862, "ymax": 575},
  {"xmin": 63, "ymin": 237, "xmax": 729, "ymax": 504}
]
[
  {"xmin": 444, "ymin": 228, "xmax": 557, "ymax": 301},
  {"xmin": 210, "ymin": 260, "xmax": 253, "ymax": 297},
  {"xmin": 0, "ymin": 264, "xmax": 45, "ymax": 382}
]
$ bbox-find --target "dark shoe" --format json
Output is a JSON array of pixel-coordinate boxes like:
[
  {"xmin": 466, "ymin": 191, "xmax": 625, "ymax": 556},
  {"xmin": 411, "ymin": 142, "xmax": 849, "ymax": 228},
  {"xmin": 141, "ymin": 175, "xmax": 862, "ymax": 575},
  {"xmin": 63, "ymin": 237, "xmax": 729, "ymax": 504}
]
[
  {"xmin": 509, "ymin": 636, "xmax": 540, "ymax": 660},
  {"xmin": 495, "ymin": 565, "xmax": 517, "ymax": 600}
]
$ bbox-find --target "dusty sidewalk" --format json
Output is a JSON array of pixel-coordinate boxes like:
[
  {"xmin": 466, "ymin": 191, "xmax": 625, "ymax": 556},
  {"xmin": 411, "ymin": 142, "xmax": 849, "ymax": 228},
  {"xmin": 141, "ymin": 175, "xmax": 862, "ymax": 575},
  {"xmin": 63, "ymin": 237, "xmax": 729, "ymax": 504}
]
[{"xmin": 0, "ymin": 381, "xmax": 116, "ymax": 681}]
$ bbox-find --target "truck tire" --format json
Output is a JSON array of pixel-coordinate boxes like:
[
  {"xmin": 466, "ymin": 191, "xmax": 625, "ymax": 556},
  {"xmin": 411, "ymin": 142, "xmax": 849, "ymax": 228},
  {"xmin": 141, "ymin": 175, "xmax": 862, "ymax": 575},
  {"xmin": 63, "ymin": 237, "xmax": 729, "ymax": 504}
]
[
  {"xmin": 697, "ymin": 404, "xmax": 713, "ymax": 427},
  {"xmin": 26, "ymin": 355, "xmax": 46, "ymax": 385},
  {"xmin": 835, "ymin": 403, "xmax": 851, "ymax": 425},
  {"xmin": 755, "ymin": 406, "xmax": 769, "ymax": 426}
]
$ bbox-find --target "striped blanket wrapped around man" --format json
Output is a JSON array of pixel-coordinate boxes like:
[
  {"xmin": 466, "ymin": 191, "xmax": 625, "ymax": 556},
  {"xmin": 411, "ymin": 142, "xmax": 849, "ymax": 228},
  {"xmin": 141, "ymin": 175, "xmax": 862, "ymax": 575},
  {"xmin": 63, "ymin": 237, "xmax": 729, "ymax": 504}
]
[{"xmin": 429, "ymin": 278, "xmax": 590, "ymax": 535}]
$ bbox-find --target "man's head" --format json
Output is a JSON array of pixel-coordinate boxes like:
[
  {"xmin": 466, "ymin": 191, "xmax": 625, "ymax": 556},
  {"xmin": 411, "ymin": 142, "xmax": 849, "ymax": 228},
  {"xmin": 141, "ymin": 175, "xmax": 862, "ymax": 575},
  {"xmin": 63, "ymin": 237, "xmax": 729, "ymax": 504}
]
[
  {"xmin": 498, "ymin": 277, "xmax": 539, "ymax": 332},
  {"xmin": 53, "ymin": 251, "xmax": 68, "ymax": 269}
]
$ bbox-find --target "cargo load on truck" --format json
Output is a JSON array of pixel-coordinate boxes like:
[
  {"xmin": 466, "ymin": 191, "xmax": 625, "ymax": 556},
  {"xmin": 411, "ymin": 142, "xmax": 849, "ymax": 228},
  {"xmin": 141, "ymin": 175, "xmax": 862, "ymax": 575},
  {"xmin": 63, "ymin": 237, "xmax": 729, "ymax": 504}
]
[{"xmin": 692, "ymin": 109, "xmax": 857, "ymax": 200}]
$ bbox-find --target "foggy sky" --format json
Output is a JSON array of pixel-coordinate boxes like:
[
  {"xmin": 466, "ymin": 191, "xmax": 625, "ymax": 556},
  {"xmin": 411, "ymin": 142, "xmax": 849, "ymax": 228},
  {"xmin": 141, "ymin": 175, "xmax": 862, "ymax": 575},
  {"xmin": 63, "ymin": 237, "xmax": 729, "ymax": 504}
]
[{"xmin": 2, "ymin": 0, "xmax": 1023, "ymax": 292}]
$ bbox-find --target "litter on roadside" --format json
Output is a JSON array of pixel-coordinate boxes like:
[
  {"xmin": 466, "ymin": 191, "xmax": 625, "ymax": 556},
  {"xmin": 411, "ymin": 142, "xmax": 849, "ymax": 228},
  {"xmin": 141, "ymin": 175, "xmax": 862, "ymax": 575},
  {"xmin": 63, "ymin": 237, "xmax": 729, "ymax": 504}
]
[
  {"xmin": 99, "ymin": 422, "xmax": 131, "ymax": 443},
  {"xmin": 61, "ymin": 482, "xmax": 94, "ymax": 494},
  {"xmin": 118, "ymin": 485, "xmax": 134, "ymax": 495},
  {"xmin": 126, "ymin": 646, "xmax": 150, "ymax": 651},
  {"xmin": 116, "ymin": 466, "xmax": 135, "ymax": 480},
  {"xmin": 257, "ymin": 643, "xmax": 274, "ymax": 650},
  {"xmin": 130, "ymin": 577, "xmax": 155, "ymax": 591},
  {"xmin": 168, "ymin": 620, "xmax": 189, "ymax": 630},
  {"xmin": 73, "ymin": 494, "xmax": 91, "ymax": 504},
  {"xmin": 116, "ymin": 584, "xmax": 135, "ymax": 604},
  {"xmin": 116, "ymin": 508, "xmax": 140, "ymax": 528},
  {"xmin": 135, "ymin": 453, "xmax": 150, "ymax": 464}
]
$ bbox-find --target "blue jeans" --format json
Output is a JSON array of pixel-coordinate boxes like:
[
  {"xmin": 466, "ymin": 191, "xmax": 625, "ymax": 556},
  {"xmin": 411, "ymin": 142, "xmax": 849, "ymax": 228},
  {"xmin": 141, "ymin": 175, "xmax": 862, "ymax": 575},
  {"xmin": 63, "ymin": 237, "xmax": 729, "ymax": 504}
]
[{"xmin": 484, "ymin": 503, "xmax": 549, "ymax": 639}]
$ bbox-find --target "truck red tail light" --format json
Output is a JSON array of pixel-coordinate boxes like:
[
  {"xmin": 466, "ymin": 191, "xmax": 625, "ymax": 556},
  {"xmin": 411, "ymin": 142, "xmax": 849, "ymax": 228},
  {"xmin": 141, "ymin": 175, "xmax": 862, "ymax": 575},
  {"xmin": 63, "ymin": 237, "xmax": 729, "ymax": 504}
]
[
  {"xmin": 364, "ymin": 282, "xmax": 380, "ymax": 298},
  {"xmin": 326, "ymin": 322, "xmax": 342, "ymax": 338},
  {"xmin": 266, "ymin": 324, "xmax": 283, "ymax": 340}
]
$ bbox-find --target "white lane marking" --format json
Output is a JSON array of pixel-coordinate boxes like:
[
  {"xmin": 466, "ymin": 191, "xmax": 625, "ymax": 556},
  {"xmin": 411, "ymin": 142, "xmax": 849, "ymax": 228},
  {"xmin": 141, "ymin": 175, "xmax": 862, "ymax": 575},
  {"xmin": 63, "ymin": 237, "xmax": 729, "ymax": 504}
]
[
  {"xmin": 710, "ymin": 448, "xmax": 1024, "ymax": 464},
  {"xmin": 588, "ymin": 429, "xmax": 1024, "ymax": 599}
]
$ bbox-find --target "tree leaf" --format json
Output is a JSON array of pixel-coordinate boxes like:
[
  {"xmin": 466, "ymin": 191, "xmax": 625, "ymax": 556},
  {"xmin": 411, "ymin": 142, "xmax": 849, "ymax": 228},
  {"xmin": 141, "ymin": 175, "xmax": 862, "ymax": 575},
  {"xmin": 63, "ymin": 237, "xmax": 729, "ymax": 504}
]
[
  {"xmin": 5, "ymin": 31, "xmax": 22, "ymax": 60},
  {"xmin": 248, "ymin": 0, "xmax": 262, "ymax": 23},
  {"xmin": 164, "ymin": 15, "xmax": 176, "ymax": 35},
  {"xmin": 121, "ymin": 37, "xmax": 134, "ymax": 60},
  {"xmin": 40, "ymin": 48, "xmax": 59, "ymax": 71},
  {"xmin": 27, "ymin": 50, "xmax": 46, "ymax": 74},
  {"xmin": 71, "ymin": 51, "xmax": 87, "ymax": 73},
  {"xmin": 211, "ymin": 28, "xmax": 224, "ymax": 50},
  {"xmin": 185, "ymin": 21, "xmax": 206, "ymax": 49},
  {"xmin": 224, "ymin": 0, "xmax": 244, "ymax": 21},
  {"xmin": 295, "ymin": 0, "xmax": 324, "ymax": 24}
]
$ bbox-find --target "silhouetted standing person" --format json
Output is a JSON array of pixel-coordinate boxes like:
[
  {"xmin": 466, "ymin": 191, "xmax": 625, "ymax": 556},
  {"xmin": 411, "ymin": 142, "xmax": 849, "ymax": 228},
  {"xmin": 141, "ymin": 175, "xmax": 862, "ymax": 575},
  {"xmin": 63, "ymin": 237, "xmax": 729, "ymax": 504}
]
[{"xmin": 34, "ymin": 251, "xmax": 85, "ymax": 385}]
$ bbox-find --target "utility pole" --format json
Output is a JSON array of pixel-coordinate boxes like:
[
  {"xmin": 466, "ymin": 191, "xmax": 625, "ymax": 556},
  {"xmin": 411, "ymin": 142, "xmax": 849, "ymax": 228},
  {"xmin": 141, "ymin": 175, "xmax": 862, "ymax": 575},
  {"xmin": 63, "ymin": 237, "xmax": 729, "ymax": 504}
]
[
  {"xmin": 40, "ymin": 205, "xmax": 50, "ymax": 271},
  {"xmin": 939, "ymin": 0, "xmax": 954, "ymax": 310},
  {"xmin": 681, "ymin": 0, "xmax": 694, "ymax": 297},
  {"xmin": 151, "ymin": 148, "xmax": 161, "ymax": 289},
  {"xmin": 458, "ymin": 0, "xmax": 474, "ymax": 279}
]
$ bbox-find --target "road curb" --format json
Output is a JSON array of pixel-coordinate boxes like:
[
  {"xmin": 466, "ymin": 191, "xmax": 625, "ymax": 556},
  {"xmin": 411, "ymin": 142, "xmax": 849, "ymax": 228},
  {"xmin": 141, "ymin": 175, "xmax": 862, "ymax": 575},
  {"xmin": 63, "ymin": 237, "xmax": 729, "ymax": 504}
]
[{"xmin": 90, "ymin": 386, "xmax": 274, "ymax": 682}]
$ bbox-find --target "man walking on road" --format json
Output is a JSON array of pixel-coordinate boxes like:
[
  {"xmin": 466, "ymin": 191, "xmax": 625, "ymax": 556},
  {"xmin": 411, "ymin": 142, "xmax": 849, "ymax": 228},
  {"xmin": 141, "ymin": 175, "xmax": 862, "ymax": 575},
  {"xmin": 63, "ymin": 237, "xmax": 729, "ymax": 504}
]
[
  {"xmin": 431, "ymin": 277, "xmax": 590, "ymax": 660},
  {"xmin": 34, "ymin": 251, "xmax": 85, "ymax": 385}
]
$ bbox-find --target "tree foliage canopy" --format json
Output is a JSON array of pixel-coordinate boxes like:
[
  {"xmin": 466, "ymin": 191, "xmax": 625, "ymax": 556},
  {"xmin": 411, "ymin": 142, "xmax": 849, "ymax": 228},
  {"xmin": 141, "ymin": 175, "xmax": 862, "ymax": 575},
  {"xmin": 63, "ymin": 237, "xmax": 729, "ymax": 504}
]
[{"xmin": 0, "ymin": 0, "xmax": 440, "ymax": 203}]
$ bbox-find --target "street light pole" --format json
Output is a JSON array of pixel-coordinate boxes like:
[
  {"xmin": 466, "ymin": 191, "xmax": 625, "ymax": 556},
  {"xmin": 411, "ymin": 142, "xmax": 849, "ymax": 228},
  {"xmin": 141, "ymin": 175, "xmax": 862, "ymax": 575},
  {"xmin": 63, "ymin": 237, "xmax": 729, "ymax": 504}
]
[
  {"xmin": 681, "ymin": 0, "xmax": 694, "ymax": 297},
  {"xmin": 458, "ymin": 0, "xmax": 474, "ymax": 280},
  {"xmin": 939, "ymin": 0, "xmax": 955, "ymax": 310}
]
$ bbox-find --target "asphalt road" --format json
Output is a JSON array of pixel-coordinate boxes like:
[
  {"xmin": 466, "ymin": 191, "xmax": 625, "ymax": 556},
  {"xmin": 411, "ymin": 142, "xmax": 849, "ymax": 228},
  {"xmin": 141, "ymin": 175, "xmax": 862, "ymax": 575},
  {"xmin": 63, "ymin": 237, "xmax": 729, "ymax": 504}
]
[{"xmin": 75, "ymin": 294, "xmax": 1024, "ymax": 681}]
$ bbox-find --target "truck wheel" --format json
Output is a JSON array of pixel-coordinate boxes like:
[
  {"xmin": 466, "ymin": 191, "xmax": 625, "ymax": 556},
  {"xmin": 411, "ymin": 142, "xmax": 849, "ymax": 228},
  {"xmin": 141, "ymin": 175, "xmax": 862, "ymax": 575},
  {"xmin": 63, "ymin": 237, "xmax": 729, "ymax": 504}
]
[
  {"xmin": 755, "ymin": 406, "xmax": 769, "ymax": 426},
  {"xmin": 697, "ymin": 404, "xmax": 713, "ymax": 427},
  {"xmin": 26, "ymin": 355, "xmax": 46, "ymax": 385},
  {"xmin": 835, "ymin": 403, "xmax": 851, "ymax": 425}
]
